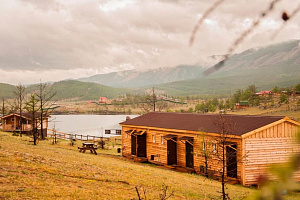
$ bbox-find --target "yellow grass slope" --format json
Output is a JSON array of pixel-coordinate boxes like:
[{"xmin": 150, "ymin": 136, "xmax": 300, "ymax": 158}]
[{"xmin": 0, "ymin": 131, "xmax": 297, "ymax": 199}]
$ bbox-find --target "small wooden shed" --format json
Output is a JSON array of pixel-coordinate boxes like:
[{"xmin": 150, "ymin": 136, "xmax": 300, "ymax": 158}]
[{"xmin": 120, "ymin": 112, "xmax": 300, "ymax": 186}]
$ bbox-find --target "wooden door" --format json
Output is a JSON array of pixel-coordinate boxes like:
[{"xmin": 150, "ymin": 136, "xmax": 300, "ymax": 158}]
[
  {"xmin": 226, "ymin": 144, "xmax": 237, "ymax": 178},
  {"xmin": 167, "ymin": 138, "xmax": 177, "ymax": 165},
  {"xmin": 131, "ymin": 135, "xmax": 136, "ymax": 155},
  {"xmin": 186, "ymin": 140, "xmax": 194, "ymax": 168},
  {"xmin": 137, "ymin": 134, "xmax": 146, "ymax": 157}
]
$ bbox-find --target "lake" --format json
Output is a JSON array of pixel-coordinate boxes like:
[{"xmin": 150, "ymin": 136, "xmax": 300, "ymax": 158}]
[{"xmin": 48, "ymin": 115, "xmax": 138, "ymax": 137}]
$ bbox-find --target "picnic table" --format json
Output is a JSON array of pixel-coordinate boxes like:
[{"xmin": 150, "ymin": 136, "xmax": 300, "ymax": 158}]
[{"xmin": 78, "ymin": 142, "xmax": 98, "ymax": 155}]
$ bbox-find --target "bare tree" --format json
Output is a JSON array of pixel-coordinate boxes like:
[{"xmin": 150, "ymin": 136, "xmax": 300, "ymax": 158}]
[
  {"xmin": 139, "ymin": 87, "xmax": 169, "ymax": 113},
  {"xmin": 199, "ymin": 115, "xmax": 239, "ymax": 199},
  {"xmin": 1, "ymin": 98, "xmax": 6, "ymax": 116},
  {"xmin": 139, "ymin": 87, "xmax": 156, "ymax": 114},
  {"xmin": 24, "ymin": 94, "xmax": 40, "ymax": 145},
  {"xmin": 198, "ymin": 129, "xmax": 215, "ymax": 178},
  {"xmin": 134, "ymin": 183, "xmax": 174, "ymax": 200},
  {"xmin": 156, "ymin": 100, "xmax": 168, "ymax": 112},
  {"xmin": 213, "ymin": 115, "xmax": 237, "ymax": 200},
  {"xmin": 35, "ymin": 81, "xmax": 56, "ymax": 140},
  {"xmin": 13, "ymin": 83, "xmax": 26, "ymax": 137}
]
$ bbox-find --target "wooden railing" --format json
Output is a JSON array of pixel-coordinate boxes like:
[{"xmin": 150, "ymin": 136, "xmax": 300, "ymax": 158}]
[
  {"xmin": 47, "ymin": 129, "xmax": 121, "ymax": 144},
  {"xmin": 2, "ymin": 124, "xmax": 33, "ymax": 132}
]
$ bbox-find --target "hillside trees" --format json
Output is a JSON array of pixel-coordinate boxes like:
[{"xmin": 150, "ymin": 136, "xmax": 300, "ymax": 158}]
[
  {"xmin": 295, "ymin": 84, "xmax": 300, "ymax": 94},
  {"xmin": 195, "ymin": 102, "xmax": 205, "ymax": 113},
  {"xmin": 231, "ymin": 84, "xmax": 259, "ymax": 106},
  {"xmin": 279, "ymin": 93, "xmax": 288, "ymax": 104},
  {"xmin": 272, "ymin": 85, "xmax": 280, "ymax": 93},
  {"xmin": 1, "ymin": 98, "xmax": 7, "ymax": 116},
  {"xmin": 1, "ymin": 98, "xmax": 8, "ymax": 125}
]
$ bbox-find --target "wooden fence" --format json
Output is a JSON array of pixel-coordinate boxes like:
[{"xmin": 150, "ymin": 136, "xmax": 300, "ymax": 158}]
[{"xmin": 47, "ymin": 129, "xmax": 121, "ymax": 144}]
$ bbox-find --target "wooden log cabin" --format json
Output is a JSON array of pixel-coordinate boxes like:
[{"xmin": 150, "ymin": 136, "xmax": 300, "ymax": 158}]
[
  {"xmin": 1, "ymin": 112, "xmax": 49, "ymax": 137},
  {"xmin": 120, "ymin": 112, "xmax": 300, "ymax": 186}
]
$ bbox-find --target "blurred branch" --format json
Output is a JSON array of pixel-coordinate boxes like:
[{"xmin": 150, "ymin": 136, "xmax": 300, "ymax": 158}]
[
  {"xmin": 271, "ymin": 3, "xmax": 300, "ymax": 39},
  {"xmin": 189, "ymin": 0, "xmax": 227, "ymax": 46},
  {"xmin": 192, "ymin": 0, "xmax": 283, "ymax": 76}
]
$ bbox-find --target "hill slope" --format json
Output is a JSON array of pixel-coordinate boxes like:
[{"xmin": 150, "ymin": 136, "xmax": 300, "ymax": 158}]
[
  {"xmin": 0, "ymin": 80, "xmax": 131, "ymax": 101},
  {"xmin": 45, "ymin": 80, "xmax": 131, "ymax": 101},
  {"xmin": 0, "ymin": 83, "xmax": 16, "ymax": 99},
  {"xmin": 0, "ymin": 131, "xmax": 256, "ymax": 199}
]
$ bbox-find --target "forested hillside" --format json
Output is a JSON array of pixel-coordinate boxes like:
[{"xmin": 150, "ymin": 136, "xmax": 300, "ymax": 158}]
[
  {"xmin": 0, "ymin": 83, "xmax": 16, "ymax": 99},
  {"xmin": 50, "ymin": 80, "xmax": 131, "ymax": 100},
  {"xmin": 0, "ymin": 80, "xmax": 131, "ymax": 101}
]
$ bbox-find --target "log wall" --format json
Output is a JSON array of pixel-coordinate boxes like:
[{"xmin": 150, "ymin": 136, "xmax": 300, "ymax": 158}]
[
  {"xmin": 121, "ymin": 127, "xmax": 132, "ymax": 156},
  {"xmin": 146, "ymin": 130, "xmax": 168, "ymax": 164},
  {"xmin": 243, "ymin": 121, "xmax": 300, "ymax": 186},
  {"xmin": 122, "ymin": 126, "xmax": 243, "ymax": 183},
  {"xmin": 193, "ymin": 136, "xmax": 243, "ymax": 183}
]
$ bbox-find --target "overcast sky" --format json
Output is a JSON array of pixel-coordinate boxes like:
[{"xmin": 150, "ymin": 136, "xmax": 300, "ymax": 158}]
[{"xmin": 1, "ymin": 0, "xmax": 299, "ymax": 85}]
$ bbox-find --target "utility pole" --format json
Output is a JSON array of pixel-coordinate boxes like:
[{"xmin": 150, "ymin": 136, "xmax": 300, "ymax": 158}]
[{"xmin": 2, "ymin": 98, "xmax": 5, "ymax": 116}]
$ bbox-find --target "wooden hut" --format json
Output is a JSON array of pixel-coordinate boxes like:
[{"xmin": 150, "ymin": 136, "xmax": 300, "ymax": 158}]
[
  {"xmin": 1, "ymin": 112, "xmax": 49, "ymax": 137},
  {"xmin": 120, "ymin": 112, "xmax": 300, "ymax": 186},
  {"xmin": 235, "ymin": 101, "xmax": 249, "ymax": 110}
]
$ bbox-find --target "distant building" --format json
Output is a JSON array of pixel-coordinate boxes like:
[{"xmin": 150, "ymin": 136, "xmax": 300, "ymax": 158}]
[
  {"xmin": 235, "ymin": 101, "xmax": 249, "ymax": 110},
  {"xmin": 99, "ymin": 97, "xmax": 108, "ymax": 103},
  {"xmin": 255, "ymin": 91, "xmax": 272, "ymax": 96}
]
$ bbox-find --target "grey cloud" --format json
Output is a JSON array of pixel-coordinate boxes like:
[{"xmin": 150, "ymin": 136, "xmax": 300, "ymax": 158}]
[
  {"xmin": 0, "ymin": 0, "xmax": 299, "ymax": 85},
  {"xmin": 19, "ymin": 0, "xmax": 61, "ymax": 11}
]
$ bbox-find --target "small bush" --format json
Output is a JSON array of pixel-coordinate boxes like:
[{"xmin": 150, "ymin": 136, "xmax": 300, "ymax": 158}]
[{"xmin": 12, "ymin": 132, "xmax": 19, "ymax": 136}]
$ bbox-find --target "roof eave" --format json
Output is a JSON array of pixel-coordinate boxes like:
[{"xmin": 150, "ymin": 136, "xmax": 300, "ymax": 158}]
[{"xmin": 120, "ymin": 124, "xmax": 242, "ymax": 139}]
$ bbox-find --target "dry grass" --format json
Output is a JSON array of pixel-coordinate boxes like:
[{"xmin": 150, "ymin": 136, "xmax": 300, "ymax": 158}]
[{"xmin": 0, "ymin": 131, "xmax": 299, "ymax": 199}]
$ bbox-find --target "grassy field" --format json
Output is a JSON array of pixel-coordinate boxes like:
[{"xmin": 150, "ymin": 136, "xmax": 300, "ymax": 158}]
[{"xmin": 0, "ymin": 131, "xmax": 299, "ymax": 200}]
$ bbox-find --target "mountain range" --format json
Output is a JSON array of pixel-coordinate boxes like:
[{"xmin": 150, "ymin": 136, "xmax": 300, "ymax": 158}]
[
  {"xmin": 78, "ymin": 65, "xmax": 208, "ymax": 88},
  {"xmin": 1, "ymin": 40, "xmax": 299, "ymax": 100},
  {"xmin": 154, "ymin": 40, "xmax": 300, "ymax": 95},
  {"xmin": 77, "ymin": 40, "xmax": 300, "ymax": 96}
]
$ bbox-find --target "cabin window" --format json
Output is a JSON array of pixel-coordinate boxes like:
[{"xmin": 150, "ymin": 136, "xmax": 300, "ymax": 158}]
[
  {"xmin": 161, "ymin": 136, "xmax": 164, "ymax": 144},
  {"xmin": 152, "ymin": 135, "xmax": 155, "ymax": 143},
  {"xmin": 202, "ymin": 142, "xmax": 206, "ymax": 151},
  {"xmin": 213, "ymin": 143, "xmax": 216, "ymax": 153}
]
